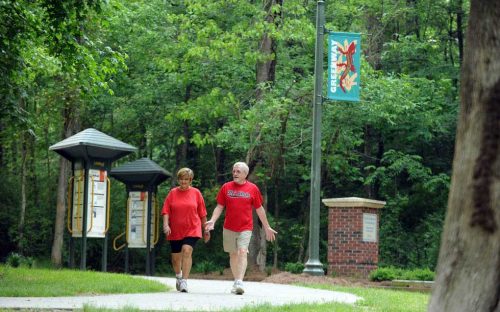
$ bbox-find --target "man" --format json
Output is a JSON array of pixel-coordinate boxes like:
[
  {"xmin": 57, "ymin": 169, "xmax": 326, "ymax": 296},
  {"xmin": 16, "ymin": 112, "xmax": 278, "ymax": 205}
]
[{"xmin": 205, "ymin": 162, "xmax": 277, "ymax": 295}]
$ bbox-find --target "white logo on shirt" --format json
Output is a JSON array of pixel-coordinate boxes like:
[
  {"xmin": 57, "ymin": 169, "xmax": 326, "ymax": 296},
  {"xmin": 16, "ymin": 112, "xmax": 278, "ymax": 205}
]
[{"xmin": 227, "ymin": 190, "xmax": 251, "ymax": 198}]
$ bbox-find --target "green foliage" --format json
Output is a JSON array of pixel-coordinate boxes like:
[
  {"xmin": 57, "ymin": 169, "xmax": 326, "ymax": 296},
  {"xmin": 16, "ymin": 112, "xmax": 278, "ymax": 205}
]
[
  {"xmin": 369, "ymin": 267, "xmax": 435, "ymax": 282},
  {"xmin": 367, "ymin": 150, "xmax": 449, "ymax": 268},
  {"xmin": 6, "ymin": 253, "xmax": 33, "ymax": 268},
  {"xmin": 284, "ymin": 262, "xmax": 305, "ymax": 274},
  {"xmin": 193, "ymin": 260, "xmax": 224, "ymax": 275},
  {"xmin": 369, "ymin": 267, "xmax": 398, "ymax": 281},
  {"xmin": 0, "ymin": 0, "xmax": 463, "ymax": 273},
  {"xmin": 401, "ymin": 268, "xmax": 435, "ymax": 281}
]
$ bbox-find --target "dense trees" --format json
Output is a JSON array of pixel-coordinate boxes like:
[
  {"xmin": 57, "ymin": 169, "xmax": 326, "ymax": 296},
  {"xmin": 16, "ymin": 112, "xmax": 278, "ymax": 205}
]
[{"xmin": 1, "ymin": 0, "xmax": 467, "ymax": 272}]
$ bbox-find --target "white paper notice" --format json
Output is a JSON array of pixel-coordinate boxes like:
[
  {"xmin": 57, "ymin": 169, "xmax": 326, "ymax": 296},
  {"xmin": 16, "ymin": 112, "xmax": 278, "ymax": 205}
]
[
  {"xmin": 71, "ymin": 169, "xmax": 108, "ymax": 238},
  {"xmin": 127, "ymin": 192, "xmax": 156, "ymax": 248}
]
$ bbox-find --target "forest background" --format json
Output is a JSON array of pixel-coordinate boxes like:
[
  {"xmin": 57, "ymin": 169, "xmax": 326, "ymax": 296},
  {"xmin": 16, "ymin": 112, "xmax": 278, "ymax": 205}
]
[{"xmin": 0, "ymin": 0, "xmax": 466, "ymax": 274}]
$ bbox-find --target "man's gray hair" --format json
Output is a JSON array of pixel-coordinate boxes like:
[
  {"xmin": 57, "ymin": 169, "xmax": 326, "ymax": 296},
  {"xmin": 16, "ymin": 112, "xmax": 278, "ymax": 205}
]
[{"xmin": 233, "ymin": 162, "xmax": 249, "ymax": 175}]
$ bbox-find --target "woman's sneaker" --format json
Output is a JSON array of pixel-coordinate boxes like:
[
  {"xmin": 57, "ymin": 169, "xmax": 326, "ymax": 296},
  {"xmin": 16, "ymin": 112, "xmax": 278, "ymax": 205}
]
[
  {"xmin": 179, "ymin": 279, "xmax": 188, "ymax": 293},
  {"xmin": 231, "ymin": 280, "xmax": 244, "ymax": 295},
  {"xmin": 175, "ymin": 277, "xmax": 182, "ymax": 291}
]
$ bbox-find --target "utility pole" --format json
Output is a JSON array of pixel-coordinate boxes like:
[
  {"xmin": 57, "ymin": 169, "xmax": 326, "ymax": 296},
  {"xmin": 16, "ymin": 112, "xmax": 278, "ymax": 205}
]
[{"xmin": 303, "ymin": 0, "xmax": 325, "ymax": 276}]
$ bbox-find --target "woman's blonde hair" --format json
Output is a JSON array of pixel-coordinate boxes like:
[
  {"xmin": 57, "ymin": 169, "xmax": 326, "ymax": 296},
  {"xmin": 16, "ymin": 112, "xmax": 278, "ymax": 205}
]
[{"xmin": 177, "ymin": 167, "xmax": 194, "ymax": 180}]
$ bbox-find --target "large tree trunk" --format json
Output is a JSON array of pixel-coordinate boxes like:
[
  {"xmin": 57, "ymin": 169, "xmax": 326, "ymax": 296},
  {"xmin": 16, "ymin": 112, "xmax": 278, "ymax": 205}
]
[
  {"xmin": 246, "ymin": 166, "xmax": 268, "ymax": 271},
  {"xmin": 428, "ymin": 1, "xmax": 500, "ymax": 311},
  {"xmin": 50, "ymin": 97, "xmax": 80, "ymax": 268},
  {"xmin": 247, "ymin": 0, "xmax": 282, "ymax": 271}
]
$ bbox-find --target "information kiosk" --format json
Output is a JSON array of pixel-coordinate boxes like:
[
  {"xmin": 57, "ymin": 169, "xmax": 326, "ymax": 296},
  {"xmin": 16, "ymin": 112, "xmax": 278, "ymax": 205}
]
[
  {"xmin": 110, "ymin": 158, "xmax": 170, "ymax": 275},
  {"xmin": 49, "ymin": 128, "xmax": 137, "ymax": 271}
]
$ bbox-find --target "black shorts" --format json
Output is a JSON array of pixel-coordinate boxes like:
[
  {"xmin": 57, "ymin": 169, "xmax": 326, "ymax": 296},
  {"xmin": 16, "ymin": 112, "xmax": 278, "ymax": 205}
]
[{"xmin": 169, "ymin": 237, "xmax": 199, "ymax": 253}]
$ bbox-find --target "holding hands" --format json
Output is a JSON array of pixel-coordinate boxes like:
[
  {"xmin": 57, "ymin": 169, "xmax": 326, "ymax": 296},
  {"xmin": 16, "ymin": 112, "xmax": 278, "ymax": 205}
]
[{"xmin": 205, "ymin": 220, "xmax": 215, "ymax": 232}]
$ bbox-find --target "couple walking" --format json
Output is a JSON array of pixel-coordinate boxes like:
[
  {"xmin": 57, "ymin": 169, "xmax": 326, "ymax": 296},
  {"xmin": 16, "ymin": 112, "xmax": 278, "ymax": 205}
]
[{"xmin": 161, "ymin": 162, "xmax": 277, "ymax": 294}]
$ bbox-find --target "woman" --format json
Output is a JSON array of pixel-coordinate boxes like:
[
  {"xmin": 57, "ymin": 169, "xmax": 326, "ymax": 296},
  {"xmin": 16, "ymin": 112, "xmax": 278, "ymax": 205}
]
[{"xmin": 162, "ymin": 168, "xmax": 209, "ymax": 292}]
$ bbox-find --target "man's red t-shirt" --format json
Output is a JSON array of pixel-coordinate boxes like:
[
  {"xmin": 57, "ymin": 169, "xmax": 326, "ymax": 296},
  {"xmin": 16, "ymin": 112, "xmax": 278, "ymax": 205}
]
[
  {"xmin": 161, "ymin": 187, "xmax": 207, "ymax": 240},
  {"xmin": 216, "ymin": 181, "xmax": 263, "ymax": 232}
]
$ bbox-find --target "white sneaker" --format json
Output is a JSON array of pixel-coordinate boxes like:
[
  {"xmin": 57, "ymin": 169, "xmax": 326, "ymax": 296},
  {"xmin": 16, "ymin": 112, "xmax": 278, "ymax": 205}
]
[
  {"xmin": 231, "ymin": 281, "xmax": 244, "ymax": 295},
  {"xmin": 179, "ymin": 279, "xmax": 188, "ymax": 293},
  {"xmin": 175, "ymin": 277, "xmax": 182, "ymax": 291}
]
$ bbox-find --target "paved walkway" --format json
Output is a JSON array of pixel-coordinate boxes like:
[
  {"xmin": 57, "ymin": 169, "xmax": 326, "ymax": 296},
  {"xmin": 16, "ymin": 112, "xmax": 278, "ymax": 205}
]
[{"xmin": 0, "ymin": 276, "xmax": 359, "ymax": 311}]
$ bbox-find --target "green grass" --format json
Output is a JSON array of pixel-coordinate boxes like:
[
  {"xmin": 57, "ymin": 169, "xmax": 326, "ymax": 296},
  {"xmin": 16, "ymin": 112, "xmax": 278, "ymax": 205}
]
[
  {"xmin": 238, "ymin": 284, "xmax": 429, "ymax": 312},
  {"xmin": 0, "ymin": 265, "xmax": 429, "ymax": 312},
  {"xmin": 0, "ymin": 265, "xmax": 169, "ymax": 297}
]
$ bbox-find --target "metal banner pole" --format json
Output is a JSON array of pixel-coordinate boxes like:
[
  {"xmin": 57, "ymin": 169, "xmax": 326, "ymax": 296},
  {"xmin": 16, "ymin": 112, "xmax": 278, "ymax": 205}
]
[{"xmin": 303, "ymin": 0, "xmax": 325, "ymax": 276}]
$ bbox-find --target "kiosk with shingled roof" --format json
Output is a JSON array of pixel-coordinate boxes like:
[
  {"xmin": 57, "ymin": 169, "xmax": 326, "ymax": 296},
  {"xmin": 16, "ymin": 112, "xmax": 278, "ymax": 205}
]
[
  {"xmin": 49, "ymin": 128, "xmax": 137, "ymax": 271},
  {"xmin": 110, "ymin": 158, "xmax": 171, "ymax": 275}
]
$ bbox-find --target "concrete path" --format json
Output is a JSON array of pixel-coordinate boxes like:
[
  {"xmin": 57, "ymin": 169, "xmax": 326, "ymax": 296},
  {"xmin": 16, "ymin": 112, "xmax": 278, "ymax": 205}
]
[{"xmin": 0, "ymin": 276, "xmax": 360, "ymax": 311}]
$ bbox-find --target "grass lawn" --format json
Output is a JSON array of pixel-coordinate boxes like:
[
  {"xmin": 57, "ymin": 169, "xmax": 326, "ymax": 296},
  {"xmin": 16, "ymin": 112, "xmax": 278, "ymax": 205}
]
[
  {"xmin": 0, "ymin": 265, "xmax": 429, "ymax": 311},
  {"xmin": 240, "ymin": 284, "xmax": 429, "ymax": 312},
  {"xmin": 0, "ymin": 265, "xmax": 168, "ymax": 297}
]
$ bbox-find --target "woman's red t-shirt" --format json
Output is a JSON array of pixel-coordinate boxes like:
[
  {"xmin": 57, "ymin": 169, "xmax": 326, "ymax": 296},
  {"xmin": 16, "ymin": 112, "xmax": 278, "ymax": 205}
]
[
  {"xmin": 216, "ymin": 181, "xmax": 263, "ymax": 232},
  {"xmin": 161, "ymin": 187, "xmax": 207, "ymax": 240}
]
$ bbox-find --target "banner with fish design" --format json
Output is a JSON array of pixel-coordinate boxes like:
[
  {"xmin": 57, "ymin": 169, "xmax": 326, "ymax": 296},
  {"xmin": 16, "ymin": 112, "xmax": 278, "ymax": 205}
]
[{"xmin": 327, "ymin": 32, "xmax": 361, "ymax": 102}]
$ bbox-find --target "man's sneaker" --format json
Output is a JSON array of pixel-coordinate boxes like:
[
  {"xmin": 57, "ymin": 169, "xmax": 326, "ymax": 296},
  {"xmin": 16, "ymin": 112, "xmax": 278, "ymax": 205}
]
[
  {"xmin": 179, "ymin": 279, "xmax": 188, "ymax": 293},
  {"xmin": 231, "ymin": 280, "xmax": 244, "ymax": 295},
  {"xmin": 175, "ymin": 277, "xmax": 182, "ymax": 291}
]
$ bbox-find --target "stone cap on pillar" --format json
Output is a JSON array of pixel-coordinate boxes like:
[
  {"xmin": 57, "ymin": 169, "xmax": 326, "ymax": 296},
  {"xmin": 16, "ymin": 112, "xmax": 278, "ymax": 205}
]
[{"xmin": 322, "ymin": 197, "xmax": 386, "ymax": 209}]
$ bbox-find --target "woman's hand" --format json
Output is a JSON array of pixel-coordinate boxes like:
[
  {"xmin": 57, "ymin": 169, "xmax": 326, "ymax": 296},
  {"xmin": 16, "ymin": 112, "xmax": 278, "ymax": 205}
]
[
  {"xmin": 163, "ymin": 224, "xmax": 171, "ymax": 236},
  {"xmin": 203, "ymin": 230, "xmax": 210, "ymax": 243}
]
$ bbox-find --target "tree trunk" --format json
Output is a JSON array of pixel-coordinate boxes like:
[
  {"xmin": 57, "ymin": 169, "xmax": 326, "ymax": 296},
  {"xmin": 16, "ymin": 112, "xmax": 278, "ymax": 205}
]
[
  {"xmin": 246, "ymin": 0, "xmax": 282, "ymax": 271},
  {"xmin": 256, "ymin": 183, "xmax": 268, "ymax": 271},
  {"xmin": 18, "ymin": 128, "xmax": 27, "ymax": 253},
  {"xmin": 363, "ymin": 125, "xmax": 373, "ymax": 198},
  {"xmin": 255, "ymin": 0, "xmax": 281, "ymax": 100},
  {"xmin": 175, "ymin": 84, "xmax": 192, "ymax": 170},
  {"xmin": 455, "ymin": 0, "xmax": 464, "ymax": 65},
  {"xmin": 246, "ymin": 167, "xmax": 267, "ymax": 271},
  {"xmin": 51, "ymin": 97, "xmax": 80, "ymax": 268},
  {"xmin": 428, "ymin": 1, "xmax": 500, "ymax": 311}
]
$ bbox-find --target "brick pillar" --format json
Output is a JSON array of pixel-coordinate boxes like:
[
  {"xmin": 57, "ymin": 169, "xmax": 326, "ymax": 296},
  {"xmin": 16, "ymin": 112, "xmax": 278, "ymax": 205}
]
[{"xmin": 323, "ymin": 197, "xmax": 386, "ymax": 278}]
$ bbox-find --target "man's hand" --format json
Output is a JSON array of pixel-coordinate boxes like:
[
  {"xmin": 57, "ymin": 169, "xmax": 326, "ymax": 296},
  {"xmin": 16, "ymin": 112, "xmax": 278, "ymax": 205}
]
[
  {"xmin": 264, "ymin": 226, "xmax": 277, "ymax": 242},
  {"xmin": 205, "ymin": 220, "xmax": 215, "ymax": 231}
]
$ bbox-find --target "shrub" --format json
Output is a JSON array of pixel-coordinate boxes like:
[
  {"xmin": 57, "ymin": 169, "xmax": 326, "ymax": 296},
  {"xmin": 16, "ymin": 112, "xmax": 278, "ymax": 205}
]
[
  {"xmin": 401, "ymin": 268, "xmax": 435, "ymax": 281},
  {"xmin": 370, "ymin": 267, "xmax": 435, "ymax": 281},
  {"xmin": 6, "ymin": 253, "xmax": 33, "ymax": 268},
  {"xmin": 265, "ymin": 266, "xmax": 273, "ymax": 276},
  {"xmin": 193, "ymin": 260, "xmax": 222, "ymax": 274},
  {"xmin": 369, "ymin": 267, "xmax": 399, "ymax": 281},
  {"xmin": 284, "ymin": 262, "xmax": 304, "ymax": 274}
]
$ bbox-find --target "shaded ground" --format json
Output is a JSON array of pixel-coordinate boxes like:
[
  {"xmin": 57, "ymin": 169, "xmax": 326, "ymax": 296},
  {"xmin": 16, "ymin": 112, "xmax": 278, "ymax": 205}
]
[
  {"xmin": 191, "ymin": 268, "xmax": 375, "ymax": 286},
  {"xmin": 191, "ymin": 269, "xmax": 432, "ymax": 292},
  {"xmin": 263, "ymin": 272, "xmax": 375, "ymax": 287}
]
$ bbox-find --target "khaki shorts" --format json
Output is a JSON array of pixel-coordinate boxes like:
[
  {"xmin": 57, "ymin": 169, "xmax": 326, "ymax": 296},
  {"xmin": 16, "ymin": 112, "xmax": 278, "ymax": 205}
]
[{"xmin": 223, "ymin": 229, "xmax": 252, "ymax": 253}]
